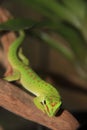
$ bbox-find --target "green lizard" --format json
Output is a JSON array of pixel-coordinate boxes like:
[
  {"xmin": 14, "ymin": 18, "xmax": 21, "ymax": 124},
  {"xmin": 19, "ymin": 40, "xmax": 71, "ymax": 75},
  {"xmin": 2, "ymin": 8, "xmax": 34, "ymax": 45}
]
[{"xmin": 4, "ymin": 31, "xmax": 62, "ymax": 117}]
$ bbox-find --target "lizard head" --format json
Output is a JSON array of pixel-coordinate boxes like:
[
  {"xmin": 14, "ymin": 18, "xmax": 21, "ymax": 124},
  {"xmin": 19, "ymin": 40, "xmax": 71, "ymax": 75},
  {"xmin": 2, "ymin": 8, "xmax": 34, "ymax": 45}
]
[{"xmin": 41, "ymin": 96, "xmax": 62, "ymax": 117}]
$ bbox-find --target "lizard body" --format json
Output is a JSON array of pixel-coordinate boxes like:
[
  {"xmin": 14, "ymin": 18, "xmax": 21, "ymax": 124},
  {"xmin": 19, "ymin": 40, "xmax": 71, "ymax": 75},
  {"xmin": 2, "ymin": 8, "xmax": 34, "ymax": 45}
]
[{"xmin": 4, "ymin": 31, "xmax": 62, "ymax": 116}]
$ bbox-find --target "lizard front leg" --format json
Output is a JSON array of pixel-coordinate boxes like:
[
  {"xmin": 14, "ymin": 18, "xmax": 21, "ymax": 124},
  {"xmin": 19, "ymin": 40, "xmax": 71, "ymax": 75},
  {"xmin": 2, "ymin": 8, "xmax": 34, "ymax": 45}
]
[
  {"xmin": 4, "ymin": 69, "xmax": 21, "ymax": 81},
  {"xmin": 18, "ymin": 48, "xmax": 29, "ymax": 66}
]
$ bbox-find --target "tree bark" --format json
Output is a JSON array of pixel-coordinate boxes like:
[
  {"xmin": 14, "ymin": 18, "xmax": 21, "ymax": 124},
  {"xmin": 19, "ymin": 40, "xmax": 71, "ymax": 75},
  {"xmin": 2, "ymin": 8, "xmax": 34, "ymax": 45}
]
[{"xmin": 0, "ymin": 79, "xmax": 79, "ymax": 130}]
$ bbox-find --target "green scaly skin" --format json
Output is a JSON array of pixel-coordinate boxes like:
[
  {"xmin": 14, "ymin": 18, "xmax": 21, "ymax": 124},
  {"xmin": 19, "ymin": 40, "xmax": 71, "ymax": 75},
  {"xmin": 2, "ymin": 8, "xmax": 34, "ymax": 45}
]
[{"xmin": 4, "ymin": 31, "xmax": 62, "ymax": 117}]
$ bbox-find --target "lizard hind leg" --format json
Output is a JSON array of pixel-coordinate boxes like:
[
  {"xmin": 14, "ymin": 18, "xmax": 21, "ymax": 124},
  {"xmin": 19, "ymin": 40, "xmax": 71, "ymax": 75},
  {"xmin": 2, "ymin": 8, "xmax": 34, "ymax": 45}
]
[
  {"xmin": 18, "ymin": 47, "xmax": 29, "ymax": 65},
  {"xmin": 3, "ymin": 69, "xmax": 21, "ymax": 82}
]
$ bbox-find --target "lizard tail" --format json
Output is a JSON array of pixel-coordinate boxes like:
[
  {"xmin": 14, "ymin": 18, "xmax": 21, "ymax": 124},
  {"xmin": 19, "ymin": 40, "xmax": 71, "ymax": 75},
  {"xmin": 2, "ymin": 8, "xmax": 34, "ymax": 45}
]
[{"xmin": 8, "ymin": 31, "xmax": 25, "ymax": 66}]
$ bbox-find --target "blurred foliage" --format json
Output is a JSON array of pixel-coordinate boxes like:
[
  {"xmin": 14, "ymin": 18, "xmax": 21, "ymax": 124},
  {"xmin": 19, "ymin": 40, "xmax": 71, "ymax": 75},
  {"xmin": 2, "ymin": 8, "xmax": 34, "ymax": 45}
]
[{"xmin": 0, "ymin": 0, "xmax": 87, "ymax": 79}]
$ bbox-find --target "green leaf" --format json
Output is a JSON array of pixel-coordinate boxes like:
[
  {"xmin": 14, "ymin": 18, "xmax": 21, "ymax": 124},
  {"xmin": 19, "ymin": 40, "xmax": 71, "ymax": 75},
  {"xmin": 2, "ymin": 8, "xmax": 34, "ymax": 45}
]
[
  {"xmin": 62, "ymin": 0, "xmax": 86, "ymax": 20},
  {"xmin": 0, "ymin": 18, "xmax": 37, "ymax": 30},
  {"xmin": 37, "ymin": 32, "xmax": 74, "ymax": 61},
  {"xmin": 14, "ymin": 0, "xmax": 81, "ymax": 28},
  {"xmin": 55, "ymin": 23, "xmax": 87, "ymax": 62},
  {"xmin": 38, "ymin": 21, "xmax": 85, "ymax": 57}
]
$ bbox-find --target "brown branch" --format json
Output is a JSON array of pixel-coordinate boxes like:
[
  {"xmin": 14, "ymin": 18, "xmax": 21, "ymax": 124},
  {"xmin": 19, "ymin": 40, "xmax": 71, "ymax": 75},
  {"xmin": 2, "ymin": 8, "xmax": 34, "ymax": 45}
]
[
  {"xmin": 0, "ymin": 79, "xmax": 79, "ymax": 130},
  {"xmin": 0, "ymin": 7, "xmax": 16, "ymax": 76}
]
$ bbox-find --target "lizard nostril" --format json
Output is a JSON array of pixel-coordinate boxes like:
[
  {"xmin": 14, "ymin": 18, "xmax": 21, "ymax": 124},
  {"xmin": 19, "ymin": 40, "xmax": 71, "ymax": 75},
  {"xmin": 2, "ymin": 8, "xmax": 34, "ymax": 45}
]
[{"xmin": 51, "ymin": 102, "xmax": 57, "ymax": 107}]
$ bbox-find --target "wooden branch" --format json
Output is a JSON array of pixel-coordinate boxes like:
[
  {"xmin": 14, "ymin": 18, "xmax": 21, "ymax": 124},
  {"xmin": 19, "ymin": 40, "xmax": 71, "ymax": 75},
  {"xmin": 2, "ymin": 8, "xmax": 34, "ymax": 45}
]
[
  {"xmin": 0, "ymin": 7, "xmax": 16, "ymax": 76},
  {"xmin": 0, "ymin": 79, "xmax": 79, "ymax": 130}
]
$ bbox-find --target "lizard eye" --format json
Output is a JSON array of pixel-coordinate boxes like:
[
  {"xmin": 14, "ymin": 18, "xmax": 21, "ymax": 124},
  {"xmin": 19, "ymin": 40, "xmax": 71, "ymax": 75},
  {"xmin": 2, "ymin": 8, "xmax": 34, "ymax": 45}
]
[
  {"xmin": 40, "ymin": 100, "xmax": 46, "ymax": 105},
  {"xmin": 44, "ymin": 100, "xmax": 46, "ymax": 104},
  {"xmin": 40, "ymin": 102, "xmax": 43, "ymax": 105}
]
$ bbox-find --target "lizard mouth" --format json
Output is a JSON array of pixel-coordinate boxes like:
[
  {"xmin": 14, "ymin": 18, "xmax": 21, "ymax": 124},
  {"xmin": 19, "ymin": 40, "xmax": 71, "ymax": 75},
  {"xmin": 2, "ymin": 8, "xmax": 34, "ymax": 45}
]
[
  {"xmin": 46, "ymin": 105, "xmax": 50, "ymax": 114},
  {"xmin": 44, "ymin": 104, "xmax": 52, "ymax": 116},
  {"xmin": 44, "ymin": 105, "xmax": 54, "ymax": 117}
]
